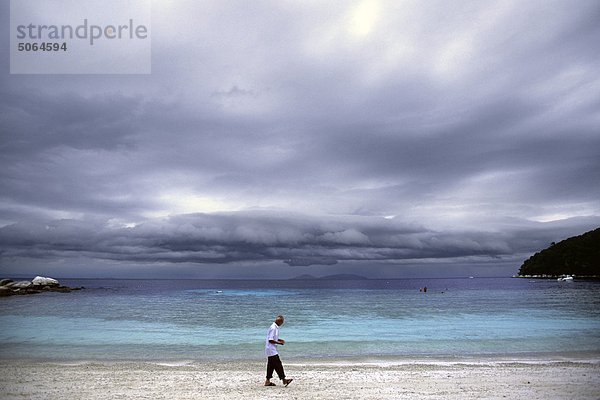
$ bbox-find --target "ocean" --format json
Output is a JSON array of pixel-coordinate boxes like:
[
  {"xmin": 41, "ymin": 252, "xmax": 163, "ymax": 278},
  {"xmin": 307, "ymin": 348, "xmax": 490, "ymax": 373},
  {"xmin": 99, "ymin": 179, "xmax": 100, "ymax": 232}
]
[{"xmin": 1, "ymin": 277, "xmax": 599, "ymax": 362}]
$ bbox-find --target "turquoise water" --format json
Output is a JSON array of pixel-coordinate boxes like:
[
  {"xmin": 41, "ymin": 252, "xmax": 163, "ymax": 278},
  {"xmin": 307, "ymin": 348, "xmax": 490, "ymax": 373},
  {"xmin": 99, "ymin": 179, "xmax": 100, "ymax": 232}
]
[{"xmin": 0, "ymin": 278, "xmax": 599, "ymax": 361}]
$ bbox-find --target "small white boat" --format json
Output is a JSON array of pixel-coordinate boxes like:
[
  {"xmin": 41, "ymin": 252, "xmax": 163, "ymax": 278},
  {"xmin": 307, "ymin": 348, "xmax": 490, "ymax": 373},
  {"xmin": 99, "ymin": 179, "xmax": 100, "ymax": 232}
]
[{"xmin": 557, "ymin": 275, "xmax": 574, "ymax": 281}]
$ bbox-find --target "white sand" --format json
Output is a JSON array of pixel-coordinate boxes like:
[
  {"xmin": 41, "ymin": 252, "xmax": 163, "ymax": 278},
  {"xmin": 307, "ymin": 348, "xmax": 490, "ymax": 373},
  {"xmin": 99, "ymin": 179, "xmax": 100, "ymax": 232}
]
[{"xmin": 1, "ymin": 359, "xmax": 599, "ymax": 399}]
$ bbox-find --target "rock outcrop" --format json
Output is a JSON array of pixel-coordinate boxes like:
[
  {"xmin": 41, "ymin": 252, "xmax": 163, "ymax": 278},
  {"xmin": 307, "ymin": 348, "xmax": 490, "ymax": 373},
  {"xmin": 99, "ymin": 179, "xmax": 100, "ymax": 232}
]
[
  {"xmin": 32, "ymin": 276, "xmax": 60, "ymax": 287},
  {"xmin": 7, "ymin": 281, "xmax": 33, "ymax": 289},
  {"xmin": 0, "ymin": 276, "xmax": 82, "ymax": 297}
]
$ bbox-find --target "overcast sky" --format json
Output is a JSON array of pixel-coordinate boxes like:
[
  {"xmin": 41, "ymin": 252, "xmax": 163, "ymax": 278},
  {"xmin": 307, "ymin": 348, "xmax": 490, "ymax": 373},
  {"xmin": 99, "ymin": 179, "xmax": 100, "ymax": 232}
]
[{"xmin": 1, "ymin": 0, "xmax": 599, "ymax": 279}]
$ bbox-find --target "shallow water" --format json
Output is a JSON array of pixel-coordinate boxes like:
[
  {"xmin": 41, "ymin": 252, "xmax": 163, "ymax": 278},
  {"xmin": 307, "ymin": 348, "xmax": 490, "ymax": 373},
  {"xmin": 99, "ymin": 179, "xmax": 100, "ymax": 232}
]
[{"xmin": 1, "ymin": 277, "xmax": 599, "ymax": 361}]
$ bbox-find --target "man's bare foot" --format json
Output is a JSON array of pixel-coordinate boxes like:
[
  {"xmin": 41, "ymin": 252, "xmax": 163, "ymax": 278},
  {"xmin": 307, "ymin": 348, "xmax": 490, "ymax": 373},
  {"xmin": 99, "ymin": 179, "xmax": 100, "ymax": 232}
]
[
  {"xmin": 283, "ymin": 378, "xmax": 294, "ymax": 387},
  {"xmin": 264, "ymin": 380, "xmax": 276, "ymax": 386}
]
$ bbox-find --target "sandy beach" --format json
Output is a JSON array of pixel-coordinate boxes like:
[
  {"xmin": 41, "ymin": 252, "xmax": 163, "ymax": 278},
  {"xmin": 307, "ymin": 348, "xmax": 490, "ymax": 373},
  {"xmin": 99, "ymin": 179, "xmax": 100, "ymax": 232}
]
[{"xmin": 1, "ymin": 358, "xmax": 598, "ymax": 399}]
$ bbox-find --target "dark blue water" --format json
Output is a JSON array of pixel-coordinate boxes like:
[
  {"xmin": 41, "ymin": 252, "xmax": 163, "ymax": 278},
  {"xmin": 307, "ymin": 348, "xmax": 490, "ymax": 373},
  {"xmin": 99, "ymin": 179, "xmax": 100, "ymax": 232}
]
[{"xmin": 1, "ymin": 277, "xmax": 599, "ymax": 362}]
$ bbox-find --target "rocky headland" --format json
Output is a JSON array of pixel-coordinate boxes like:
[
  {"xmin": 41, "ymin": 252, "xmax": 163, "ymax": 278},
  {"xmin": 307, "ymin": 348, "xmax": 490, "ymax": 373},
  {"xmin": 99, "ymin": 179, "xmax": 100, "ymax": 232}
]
[
  {"xmin": 0, "ymin": 276, "xmax": 82, "ymax": 297},
  {"xmin": 517, "ymin": 227, "xmax": 600, "ymax": 278}
]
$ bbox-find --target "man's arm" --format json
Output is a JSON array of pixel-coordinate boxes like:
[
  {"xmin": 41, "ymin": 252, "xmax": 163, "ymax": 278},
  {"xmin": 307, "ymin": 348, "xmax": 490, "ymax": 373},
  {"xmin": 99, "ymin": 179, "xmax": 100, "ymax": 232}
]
[{"xmin": 269, "ymin": 339, "xmax": 285, "ymax": 345}]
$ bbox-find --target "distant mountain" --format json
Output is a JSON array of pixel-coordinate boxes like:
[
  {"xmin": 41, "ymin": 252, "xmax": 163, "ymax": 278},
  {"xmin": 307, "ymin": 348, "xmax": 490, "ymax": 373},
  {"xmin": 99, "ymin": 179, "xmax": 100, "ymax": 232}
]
[
  {"xmin": 290, "ymin": 273, "xmax": 368, "ymax": 280},
  {"xmin": 517, "ymin": 227, "xmax": 600, "ymax": 277},
  {"xmin": 289, "ymin": 274, "xmax": 318, "ymax": 280},
  {"xmin": 320, "ymin": 274, "xmax": 368, "ymax": 280}
]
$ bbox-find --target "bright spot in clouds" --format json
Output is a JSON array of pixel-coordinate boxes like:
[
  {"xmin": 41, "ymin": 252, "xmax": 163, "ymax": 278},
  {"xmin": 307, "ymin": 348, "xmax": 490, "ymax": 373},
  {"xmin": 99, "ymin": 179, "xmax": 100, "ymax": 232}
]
[
  {"xmin": 348, "ymin": 0, "xmax": 380, "ymax": 37},
  {"xmin": 158, "ymin": 192, "xmax": 240, "ymax": 215}
]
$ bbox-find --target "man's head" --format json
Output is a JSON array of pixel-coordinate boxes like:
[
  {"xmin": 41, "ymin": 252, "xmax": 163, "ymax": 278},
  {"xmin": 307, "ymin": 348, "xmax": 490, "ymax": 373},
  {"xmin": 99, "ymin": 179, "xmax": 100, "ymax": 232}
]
[{"xmin": 275, "ymin": 315, "xmax": 285, "ymax": 326}]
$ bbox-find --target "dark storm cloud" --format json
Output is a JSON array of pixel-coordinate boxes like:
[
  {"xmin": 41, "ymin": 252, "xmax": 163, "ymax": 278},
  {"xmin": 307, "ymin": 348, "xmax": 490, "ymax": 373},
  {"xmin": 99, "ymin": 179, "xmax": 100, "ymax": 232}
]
[
  {"xmin": 1, "ymin": 1, "xmax": 599, "ymax": 275},
  {"xmin": 2, "ymin": 212, "xmax": 598, "ymax": 267},
  {"xmin": 0, "ymin": 85, "xmax": 146, "ymax": 153}
]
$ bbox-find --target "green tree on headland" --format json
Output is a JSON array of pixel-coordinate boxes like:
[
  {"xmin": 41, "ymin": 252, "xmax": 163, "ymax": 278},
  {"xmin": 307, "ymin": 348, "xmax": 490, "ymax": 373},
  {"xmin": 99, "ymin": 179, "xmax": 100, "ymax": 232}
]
[{"xmin": 518, "ymin": 227, "xmax": 600, "ymax": 277}]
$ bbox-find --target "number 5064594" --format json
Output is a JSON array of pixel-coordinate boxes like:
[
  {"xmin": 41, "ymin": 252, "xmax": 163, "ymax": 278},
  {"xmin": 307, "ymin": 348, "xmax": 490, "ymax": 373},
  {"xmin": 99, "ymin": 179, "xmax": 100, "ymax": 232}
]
[{"xmin": 18, "ymin": 42, "xmax": 67, "ymax": 51}]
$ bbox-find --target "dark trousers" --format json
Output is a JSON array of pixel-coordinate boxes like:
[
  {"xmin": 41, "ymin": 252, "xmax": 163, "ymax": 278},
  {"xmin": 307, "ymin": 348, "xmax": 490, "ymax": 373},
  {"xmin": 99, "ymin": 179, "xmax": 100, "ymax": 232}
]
[{"xmin": 266, "ymin": 354, "xmax": 285, "ymax": 380}]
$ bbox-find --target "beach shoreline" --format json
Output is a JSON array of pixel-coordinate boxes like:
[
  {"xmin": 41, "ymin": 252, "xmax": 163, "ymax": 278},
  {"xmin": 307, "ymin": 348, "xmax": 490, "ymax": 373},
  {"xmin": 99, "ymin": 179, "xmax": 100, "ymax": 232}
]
[
  {"xmin": 2, "ymin": 350, "xmax": 599, "ymax": 365},
  {"xmin": 1, "ymin": 357, "xmax": 599, "ymax": 399}
]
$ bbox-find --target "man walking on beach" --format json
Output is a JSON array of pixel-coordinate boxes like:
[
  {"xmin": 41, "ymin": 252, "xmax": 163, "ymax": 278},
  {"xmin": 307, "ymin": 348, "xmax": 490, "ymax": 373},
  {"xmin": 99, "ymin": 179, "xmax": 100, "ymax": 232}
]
[{"xmin": 264, "ymin": 315, "xmax": 293, "ymax": 387}]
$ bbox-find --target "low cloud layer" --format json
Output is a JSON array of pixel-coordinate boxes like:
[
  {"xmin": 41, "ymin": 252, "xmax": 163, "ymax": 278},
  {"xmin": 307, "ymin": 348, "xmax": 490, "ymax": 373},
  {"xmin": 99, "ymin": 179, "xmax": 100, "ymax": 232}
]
[{"xmin": 2, "ymin": 212, "xmax": 598, "ymax": 270}]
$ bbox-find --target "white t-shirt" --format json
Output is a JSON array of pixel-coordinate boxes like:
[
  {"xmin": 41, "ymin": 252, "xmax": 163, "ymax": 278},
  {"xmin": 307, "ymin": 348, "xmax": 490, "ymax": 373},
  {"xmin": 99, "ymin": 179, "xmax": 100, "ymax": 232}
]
[{"xmin": 265, "ymin": 322, "xmax": 280, "ymax": 357}]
